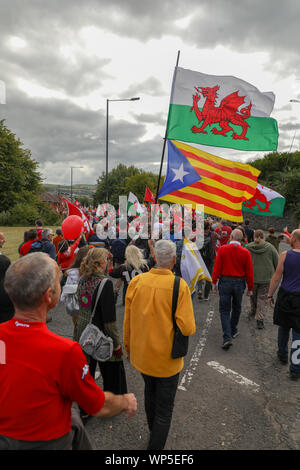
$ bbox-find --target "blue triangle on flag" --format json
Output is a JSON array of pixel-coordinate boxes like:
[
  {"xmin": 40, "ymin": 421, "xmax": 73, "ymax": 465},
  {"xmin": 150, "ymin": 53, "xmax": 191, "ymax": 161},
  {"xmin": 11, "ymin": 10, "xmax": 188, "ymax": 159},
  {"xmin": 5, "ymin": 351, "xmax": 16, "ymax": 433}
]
[{"xmin": 158, "ymin": 140, "xmax": 202, "ymax": 198}]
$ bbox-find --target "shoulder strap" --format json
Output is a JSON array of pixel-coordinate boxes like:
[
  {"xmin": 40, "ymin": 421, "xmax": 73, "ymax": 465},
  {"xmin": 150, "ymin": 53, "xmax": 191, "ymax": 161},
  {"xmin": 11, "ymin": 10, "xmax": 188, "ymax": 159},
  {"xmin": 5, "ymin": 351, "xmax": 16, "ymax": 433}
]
[
  {"xmin": 172, "ymin": 276, "xmax": 180, "ymax": 326},
  {"xmin": 90, "ymin": 278, "xmax": 108, "ymax": 323}
]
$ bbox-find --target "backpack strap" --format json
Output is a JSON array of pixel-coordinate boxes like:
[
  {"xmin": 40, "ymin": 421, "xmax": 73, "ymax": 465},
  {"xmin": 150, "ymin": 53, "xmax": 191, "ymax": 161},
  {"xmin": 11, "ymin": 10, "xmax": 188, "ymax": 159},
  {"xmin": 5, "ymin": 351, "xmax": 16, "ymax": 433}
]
[
  {"xmin": 171, "ymin": 276, "xmax": 180, "ymax": 327},
  {"xmin": 90, "ymin": 278, "xmax": 108, "ymax": 323}
]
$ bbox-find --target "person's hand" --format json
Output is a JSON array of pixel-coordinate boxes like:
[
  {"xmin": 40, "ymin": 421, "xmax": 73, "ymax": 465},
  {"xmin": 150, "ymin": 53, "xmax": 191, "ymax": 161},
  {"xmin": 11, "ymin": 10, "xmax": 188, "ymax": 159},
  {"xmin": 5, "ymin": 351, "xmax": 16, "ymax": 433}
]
[
  {"xmin": 123, "ymin": 393, "xmax": 137, "ymax": 417},
  {"xmin": 248, "ymin": 290, "xmax": 253, "ymax": 297},
  {"xmin": 212, "ymin": 284, "xmax": 217, "ymax": 294},
  {"xmin": 267, "ymin": 296, "xmax": 275, "ymax": 307}
]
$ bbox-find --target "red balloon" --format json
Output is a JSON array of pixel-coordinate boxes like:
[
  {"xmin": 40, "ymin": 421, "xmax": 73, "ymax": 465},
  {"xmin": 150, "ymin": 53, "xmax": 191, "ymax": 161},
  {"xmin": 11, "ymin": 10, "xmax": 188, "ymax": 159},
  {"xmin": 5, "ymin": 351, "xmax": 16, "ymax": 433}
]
[{"xmin": 62, "ymin": 215, "xmax": 83, "ymax": 240}]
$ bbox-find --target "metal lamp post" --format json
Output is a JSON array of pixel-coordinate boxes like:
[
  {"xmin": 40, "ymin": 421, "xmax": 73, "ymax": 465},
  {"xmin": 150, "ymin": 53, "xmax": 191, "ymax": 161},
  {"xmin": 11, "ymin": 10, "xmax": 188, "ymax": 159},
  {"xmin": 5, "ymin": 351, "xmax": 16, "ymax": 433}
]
[
  {"xmin": 105, "ymin": 97, "xmax": 140, "ymax": 202},
  {"xmin": 289, "ymin": 99, "xmax": 300, "ymax": 153}
]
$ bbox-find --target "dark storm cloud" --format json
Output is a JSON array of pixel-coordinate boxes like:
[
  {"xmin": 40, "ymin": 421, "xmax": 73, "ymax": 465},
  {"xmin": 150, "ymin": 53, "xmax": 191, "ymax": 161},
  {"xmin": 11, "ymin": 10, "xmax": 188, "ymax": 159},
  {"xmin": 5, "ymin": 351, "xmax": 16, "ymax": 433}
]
[
  {"xmin": 1, "ymin": 0, "xmax": 299, "ymax": 184},
  {"xmin": 2, "ymin": 86, "xmax": 162, "ymax": 183}
]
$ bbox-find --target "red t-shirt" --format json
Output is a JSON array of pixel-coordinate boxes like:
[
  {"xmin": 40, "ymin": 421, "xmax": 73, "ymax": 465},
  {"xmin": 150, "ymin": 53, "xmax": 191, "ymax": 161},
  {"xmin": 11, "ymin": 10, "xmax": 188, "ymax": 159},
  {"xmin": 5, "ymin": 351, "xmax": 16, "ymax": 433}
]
[
  {"xmin": 0, "ymin": 319, "xmax": 105, "ymax": 441},
  {"xmin": 19, "ymin": 240, "xmax": 35, "ymax": 256},
  {"xmin": 212, "ymin": 242, "xmax": 254, "ymax": 291},
  {"xmin": 215, "ymin": 225, "xmax": 232, "ymax": 246},
  {"xmin": 36, "ymin": 228, "xmax": 43, "ymax": 240}
]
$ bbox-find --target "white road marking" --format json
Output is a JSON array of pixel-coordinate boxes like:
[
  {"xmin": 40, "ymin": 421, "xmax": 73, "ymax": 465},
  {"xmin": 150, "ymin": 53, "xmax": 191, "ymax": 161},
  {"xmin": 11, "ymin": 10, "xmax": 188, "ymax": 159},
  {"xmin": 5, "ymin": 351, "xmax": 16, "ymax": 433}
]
[
  {"xmin": 207, "ymin": 361, "xmax": 260, "ymax": 393},
  {"xmin": 178, "ymin": 310, "xmax": 214, "ymax": 391}
]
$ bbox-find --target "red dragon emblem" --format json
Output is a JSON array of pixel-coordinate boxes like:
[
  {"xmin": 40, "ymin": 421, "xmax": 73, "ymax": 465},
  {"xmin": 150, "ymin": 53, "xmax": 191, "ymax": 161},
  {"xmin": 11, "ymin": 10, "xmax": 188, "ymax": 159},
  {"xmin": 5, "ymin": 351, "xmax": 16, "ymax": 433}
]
[
  {"xmin": 243, "ymin": 187, "xmax": 271, "ymax": 213},
  {"xmin": 190, "ymin": 85, "xmax": 252, "ymax": 140}
]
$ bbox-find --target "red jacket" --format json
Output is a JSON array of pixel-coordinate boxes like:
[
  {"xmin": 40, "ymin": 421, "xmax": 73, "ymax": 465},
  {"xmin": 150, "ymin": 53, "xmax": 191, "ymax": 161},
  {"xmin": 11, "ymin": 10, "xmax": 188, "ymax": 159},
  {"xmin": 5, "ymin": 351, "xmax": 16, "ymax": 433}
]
[
  {"xmin": 212, "ymin": 242, "xmax": 254, "ymax": 291},
  {"xmin": 57, "ymin": 237, "xmax": 81, "ymax": 271},
  {"xmin": 19, "ymin": 240, "xmax": 35, "ymax": 256}
]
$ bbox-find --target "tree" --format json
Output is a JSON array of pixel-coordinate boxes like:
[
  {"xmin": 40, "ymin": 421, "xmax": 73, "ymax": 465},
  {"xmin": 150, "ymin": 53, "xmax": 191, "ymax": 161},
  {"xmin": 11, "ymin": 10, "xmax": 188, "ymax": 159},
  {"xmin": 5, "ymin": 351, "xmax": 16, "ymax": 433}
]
[
  {"xmin": 0, "ymin": 120, "xmax": 61, "ymax": 225},
  {"xmin": 124, "ymin": 172, "xmax": 158, "ymax": 203},
  {"xmin": 250, "ymin": 151, "xmax": 300, "ymax": 220},
  {"xmin": 93, "ymin": 164, "xmax": 141, "ymax": 207},
  {"xmin": 0, "ymin": 120, "xmax": 42, "ymax": 212}
]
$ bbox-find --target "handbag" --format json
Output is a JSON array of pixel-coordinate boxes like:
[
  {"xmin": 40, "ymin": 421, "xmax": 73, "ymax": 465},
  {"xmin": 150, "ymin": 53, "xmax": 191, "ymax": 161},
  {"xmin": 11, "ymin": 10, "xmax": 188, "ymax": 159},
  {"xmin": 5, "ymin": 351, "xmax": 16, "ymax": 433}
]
[
  {"xmin": 61, "ymin": 284, "xmax": 79, "ymax": 317},
  {"xmin": 79, "ymin": 278, "xmax": 114, "ymax": 362},
  {"xmin": 171, "ymin": 276, "xmax": 189, "ymax": 359}
]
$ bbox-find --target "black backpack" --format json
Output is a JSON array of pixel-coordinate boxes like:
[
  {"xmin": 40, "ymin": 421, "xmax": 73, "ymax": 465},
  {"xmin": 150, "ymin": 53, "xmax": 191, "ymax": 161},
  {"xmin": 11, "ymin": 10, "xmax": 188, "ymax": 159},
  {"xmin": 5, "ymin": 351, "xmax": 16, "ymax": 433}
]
[{"xmin": 28, "ymin": 240, "xmax": 47, "ymax": 254}]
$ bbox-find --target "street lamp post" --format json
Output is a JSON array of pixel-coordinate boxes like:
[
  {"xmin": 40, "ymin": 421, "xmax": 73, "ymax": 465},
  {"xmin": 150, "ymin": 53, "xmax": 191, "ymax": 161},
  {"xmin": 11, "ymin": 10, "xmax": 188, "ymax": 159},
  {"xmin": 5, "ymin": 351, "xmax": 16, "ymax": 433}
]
[
  {"xmin": 105, "ymin": 97, "xmax": 140, "ymax": 202},
  {"xmin": 289, "ymin": 99, "xmax": 300, "ymax": 153},
  {"xmin": 70, "ymin": 166, "xmax": 83, "ymax": 201}
]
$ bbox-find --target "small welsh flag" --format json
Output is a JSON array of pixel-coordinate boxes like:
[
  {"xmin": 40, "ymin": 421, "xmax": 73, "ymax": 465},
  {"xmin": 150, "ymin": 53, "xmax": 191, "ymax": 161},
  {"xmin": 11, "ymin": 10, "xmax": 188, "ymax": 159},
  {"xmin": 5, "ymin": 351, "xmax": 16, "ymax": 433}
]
[{"xmin": 243, "ymin": 184, "xmax": 286, "ymax": 217}]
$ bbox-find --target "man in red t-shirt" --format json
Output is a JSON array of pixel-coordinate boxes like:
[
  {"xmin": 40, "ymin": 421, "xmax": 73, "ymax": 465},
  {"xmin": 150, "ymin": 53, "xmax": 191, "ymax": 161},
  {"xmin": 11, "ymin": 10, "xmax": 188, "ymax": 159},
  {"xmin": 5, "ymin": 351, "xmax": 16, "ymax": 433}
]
[
  {"xmin": 0, "ymin": 253, "xmax": 137, "ymax": 450},
  {"xmin": 35, "ymin": 219, "xmax": 44, "ymax": 240},
  {"xmin": 212, "ymin": 229, "xmax": 254, "ymax": 350},
  {"xmin": 214, "ymin": 219, "xmax": 232, "ymax": 246}
]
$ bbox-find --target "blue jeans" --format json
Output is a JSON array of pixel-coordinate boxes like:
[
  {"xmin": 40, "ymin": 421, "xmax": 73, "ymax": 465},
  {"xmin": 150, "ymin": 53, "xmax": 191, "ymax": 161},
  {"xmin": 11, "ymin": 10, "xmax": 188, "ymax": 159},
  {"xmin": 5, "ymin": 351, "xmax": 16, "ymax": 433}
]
[
  {"xmin": 277, "ymin": 327, "xmax": 300, "ymax": 372},
  {"xmin": 141, "ymin": 372, "xmax": 179, "ymax": 450},
  {"xmin": 218, "ymin": 277, "xmax": 246, "ymax": 341}
]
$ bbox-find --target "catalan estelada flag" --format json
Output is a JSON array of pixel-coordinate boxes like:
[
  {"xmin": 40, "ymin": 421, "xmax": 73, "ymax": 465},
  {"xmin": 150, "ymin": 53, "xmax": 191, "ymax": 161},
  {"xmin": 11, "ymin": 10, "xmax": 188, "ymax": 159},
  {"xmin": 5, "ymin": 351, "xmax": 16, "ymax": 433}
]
[{"xmin": 158, "ymin": 140, "xmax": 260, "ymax": 222}]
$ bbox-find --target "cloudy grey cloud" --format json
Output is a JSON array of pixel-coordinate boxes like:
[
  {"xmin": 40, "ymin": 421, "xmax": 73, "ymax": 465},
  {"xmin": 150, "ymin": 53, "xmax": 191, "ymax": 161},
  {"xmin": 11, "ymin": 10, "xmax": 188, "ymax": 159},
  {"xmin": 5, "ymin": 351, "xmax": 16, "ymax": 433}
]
[
  {"xmin": 0, "ymin": 0, "xmax": 298, "ymax": 187},
  {"xmin": 120, "ymin": 77, "xmax": 166, "ymax": 99},
  {"xmin": 2, "ymin": 85, "xmax": 163, "ymax": 184}
]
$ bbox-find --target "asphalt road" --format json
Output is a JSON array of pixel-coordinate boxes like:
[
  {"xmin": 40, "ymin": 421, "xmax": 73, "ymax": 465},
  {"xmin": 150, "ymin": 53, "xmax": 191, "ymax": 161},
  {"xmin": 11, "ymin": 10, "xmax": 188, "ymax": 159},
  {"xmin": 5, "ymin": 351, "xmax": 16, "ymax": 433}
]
[{"xmin": 48, "ymin": 243, "xmax": 300, "ymax": 451}]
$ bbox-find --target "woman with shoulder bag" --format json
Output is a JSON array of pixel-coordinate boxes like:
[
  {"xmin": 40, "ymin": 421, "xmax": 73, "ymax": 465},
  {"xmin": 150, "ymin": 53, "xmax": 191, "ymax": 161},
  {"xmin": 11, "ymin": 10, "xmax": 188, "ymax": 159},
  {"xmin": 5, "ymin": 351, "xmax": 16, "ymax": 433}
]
[{"xmin": 73, "ymin": 248, "xmax": 127, "ymax": 396}]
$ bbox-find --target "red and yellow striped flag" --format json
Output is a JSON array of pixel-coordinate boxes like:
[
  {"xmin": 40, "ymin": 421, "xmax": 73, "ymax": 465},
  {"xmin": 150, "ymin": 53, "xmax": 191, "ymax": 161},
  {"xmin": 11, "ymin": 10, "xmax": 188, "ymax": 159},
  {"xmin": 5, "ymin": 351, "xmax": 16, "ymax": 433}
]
[{"xmin": 159, "ymin": 140, "xmax": 260, "ymax": 222}]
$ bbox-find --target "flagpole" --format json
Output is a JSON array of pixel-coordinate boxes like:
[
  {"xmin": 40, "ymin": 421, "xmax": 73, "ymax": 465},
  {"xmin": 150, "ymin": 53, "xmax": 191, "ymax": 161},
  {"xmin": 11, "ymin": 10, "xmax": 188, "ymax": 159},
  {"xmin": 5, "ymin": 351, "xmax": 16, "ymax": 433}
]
[{"xmin": 154, "ymin": 50, "xmax": 181, "ymax": 205}]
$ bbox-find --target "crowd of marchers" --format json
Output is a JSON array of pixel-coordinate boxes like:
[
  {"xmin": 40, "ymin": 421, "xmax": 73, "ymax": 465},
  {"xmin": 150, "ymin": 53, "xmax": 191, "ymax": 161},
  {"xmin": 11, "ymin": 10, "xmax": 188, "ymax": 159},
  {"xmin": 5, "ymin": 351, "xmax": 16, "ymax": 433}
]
[{"xmin": 0, "ymin": 215, "xmax": 299, "ymax": 451}]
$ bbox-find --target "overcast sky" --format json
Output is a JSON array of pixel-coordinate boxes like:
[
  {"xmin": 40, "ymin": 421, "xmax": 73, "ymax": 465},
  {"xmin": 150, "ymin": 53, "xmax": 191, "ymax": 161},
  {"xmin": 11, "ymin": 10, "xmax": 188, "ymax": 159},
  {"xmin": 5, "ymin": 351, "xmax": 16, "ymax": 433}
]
[{"xmin": 0, "ymin": 0, "xmax": 299, "ymax": 188}]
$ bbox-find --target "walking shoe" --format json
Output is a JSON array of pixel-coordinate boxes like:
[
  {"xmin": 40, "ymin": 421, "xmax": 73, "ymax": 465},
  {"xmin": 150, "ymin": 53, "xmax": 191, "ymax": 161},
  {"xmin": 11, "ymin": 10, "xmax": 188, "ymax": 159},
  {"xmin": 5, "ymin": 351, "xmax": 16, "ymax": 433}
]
[
  {"xmin": 277, "ymin": 352, "xmax": 288, "ymax": 365},
  {"xmin": 203, "ymin": 297, "xmax": 209, "ymax": 301},
  {"xmin": 256, "ymin": 320, "xmax": 264, "ymax": 329},
  {"xmin": 290, "ymin": 371, "xmax": 300, "ymax": 381},
  {"xmin": 222, "ymin": 340, "xmax": 232, "ymax": 350},
  {"xmin": 232, "ymin": 332, "xmax": 239, "ymax": 339}
]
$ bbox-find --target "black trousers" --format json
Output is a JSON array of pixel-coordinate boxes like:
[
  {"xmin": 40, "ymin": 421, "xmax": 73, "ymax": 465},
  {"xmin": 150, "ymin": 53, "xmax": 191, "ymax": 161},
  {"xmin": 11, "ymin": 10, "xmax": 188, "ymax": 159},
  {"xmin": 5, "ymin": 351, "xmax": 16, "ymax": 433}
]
[
  {"xmin": 141, "ymin": 372, "xmax": 179, "ymax": 450},
  {"xmin": 89, "ymin": 358, "xmax": 128, "ymax": 395}
]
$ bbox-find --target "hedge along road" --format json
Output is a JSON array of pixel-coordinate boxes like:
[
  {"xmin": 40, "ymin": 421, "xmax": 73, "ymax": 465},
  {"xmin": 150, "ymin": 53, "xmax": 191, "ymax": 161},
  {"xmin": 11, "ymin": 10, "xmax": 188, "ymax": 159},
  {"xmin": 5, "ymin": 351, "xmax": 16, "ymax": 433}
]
[{"xmin": 47, "ymin": 244, "xmax": 300, "ymax": 451}]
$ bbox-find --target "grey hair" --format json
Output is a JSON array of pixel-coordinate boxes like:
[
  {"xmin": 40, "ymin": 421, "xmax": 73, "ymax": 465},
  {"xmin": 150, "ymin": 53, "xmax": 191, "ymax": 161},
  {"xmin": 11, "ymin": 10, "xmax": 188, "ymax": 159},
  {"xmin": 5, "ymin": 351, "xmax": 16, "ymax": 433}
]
[
  {"xmin": 231, "ymin": 229, "xmax": 243, "ymax": 241},
  {"xmin": 154, "ymin": 240, "xmax": 176, "ymax": 268},
  {"xmin": 41, "ymin": 228, "xmax": 53, "ymax": 239},
  {"xmin": 4, "ymin": 253, "xmax": 57, "ymax": 310}
]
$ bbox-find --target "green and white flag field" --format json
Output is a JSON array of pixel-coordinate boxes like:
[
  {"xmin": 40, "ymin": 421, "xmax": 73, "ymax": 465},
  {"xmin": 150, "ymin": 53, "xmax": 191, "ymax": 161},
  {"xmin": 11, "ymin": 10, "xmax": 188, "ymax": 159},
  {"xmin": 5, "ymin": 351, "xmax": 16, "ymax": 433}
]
[
  {"xmin": 127, "ymin": 192, "xmax": 144, "ymax": 216},
  {"xmin": 166, "ymin": 67, "xmax": 278, "ymax": 151},
  {"xmin": 243, "ymin": 184, "xmax": 286, "ymax": 217}
]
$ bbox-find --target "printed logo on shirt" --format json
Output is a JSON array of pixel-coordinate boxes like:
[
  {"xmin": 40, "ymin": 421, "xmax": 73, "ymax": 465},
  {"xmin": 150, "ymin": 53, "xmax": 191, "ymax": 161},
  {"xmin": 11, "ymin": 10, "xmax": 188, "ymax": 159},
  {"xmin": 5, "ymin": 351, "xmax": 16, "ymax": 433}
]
[
  {"xmin": 0, "ymin": 340, "xmax": 6, "ymax": 364},
  {"xmin": 15, "ymin": 321, "xmax": 30, "ymax": 328},
  {"xmin": 81, "ymin": 364, "xmax": 89, "ymax": 380}
]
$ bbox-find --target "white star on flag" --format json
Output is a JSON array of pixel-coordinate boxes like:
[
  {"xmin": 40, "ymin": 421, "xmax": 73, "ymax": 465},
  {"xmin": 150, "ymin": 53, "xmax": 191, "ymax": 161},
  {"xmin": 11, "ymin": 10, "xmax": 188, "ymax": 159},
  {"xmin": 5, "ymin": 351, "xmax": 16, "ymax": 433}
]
[{"xmin": 171, "ymin": 163, "xmax": 189, "ymax": 183}]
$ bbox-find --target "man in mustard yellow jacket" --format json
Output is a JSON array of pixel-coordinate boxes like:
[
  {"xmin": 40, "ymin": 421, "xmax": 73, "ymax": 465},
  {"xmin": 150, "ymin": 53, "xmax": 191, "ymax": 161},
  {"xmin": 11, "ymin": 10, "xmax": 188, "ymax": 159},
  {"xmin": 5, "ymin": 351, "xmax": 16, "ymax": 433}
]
[{"xmin": 124, "ymin": 239, "xmax": 196, "ymax": 450}]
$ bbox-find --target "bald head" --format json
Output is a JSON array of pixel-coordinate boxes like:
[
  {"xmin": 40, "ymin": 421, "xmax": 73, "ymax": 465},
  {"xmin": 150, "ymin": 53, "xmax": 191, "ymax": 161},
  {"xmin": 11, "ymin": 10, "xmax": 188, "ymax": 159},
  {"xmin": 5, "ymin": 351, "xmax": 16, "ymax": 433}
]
[
  {"xmin": 0, "ymin": 232, "xmax": 5, "ymax": 248},
  {"xmin": 291, "ymin": 229, "xmax": 300, "ymax": 247},
  {"xmin": 231, "ymin": 229, "xmax": 243, "ymax": 242}
]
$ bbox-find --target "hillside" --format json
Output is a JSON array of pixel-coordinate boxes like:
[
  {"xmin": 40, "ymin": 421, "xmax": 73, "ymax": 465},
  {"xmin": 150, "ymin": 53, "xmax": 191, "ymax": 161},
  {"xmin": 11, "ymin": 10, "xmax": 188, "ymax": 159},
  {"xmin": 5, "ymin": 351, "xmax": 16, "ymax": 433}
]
[{"xmin": 43, "ymin": 183, "xmax": 97, "ymax": 200}]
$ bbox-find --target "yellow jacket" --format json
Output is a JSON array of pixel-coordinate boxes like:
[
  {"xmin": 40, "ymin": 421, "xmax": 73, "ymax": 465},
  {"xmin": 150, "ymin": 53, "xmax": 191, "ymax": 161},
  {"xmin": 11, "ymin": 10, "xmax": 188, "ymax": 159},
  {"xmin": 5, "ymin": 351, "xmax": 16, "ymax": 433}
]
[{"xmin": 123, "ymin": 268, "xmax": 196, "ymax": 378}]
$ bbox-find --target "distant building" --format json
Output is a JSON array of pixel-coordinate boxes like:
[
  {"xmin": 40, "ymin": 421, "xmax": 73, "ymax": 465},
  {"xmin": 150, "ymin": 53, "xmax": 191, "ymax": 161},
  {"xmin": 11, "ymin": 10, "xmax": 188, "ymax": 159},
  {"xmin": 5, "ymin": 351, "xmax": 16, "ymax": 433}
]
[{"xmin": 40, "ymin": 192, "xmax": 64, "ymax": 214}]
